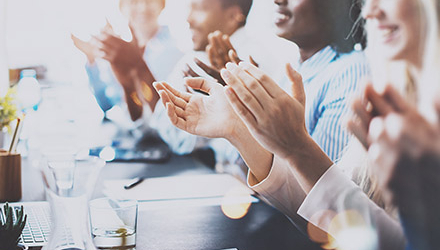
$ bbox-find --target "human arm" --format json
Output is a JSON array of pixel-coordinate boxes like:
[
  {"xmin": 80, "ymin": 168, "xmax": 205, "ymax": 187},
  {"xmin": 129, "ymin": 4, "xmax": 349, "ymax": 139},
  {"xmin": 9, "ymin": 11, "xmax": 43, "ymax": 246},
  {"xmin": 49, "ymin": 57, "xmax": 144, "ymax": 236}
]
[
  {"xmin": 71, "ymin": 34, "xmax": 97, "ymax": 64},
  {"xmin": 152, "ymin": 79, "xmax": 273, "ymax": 182},
  {"xmin": 96, "ymin": 27, "xmax": 159, "ymax": 121},
  {"xmin": 349, "ymin": 85, "xmax": 440, "ymax": 250},
  {"xmin": 222, "ymin": 62, "xmax": 333, "ymax": 192}
]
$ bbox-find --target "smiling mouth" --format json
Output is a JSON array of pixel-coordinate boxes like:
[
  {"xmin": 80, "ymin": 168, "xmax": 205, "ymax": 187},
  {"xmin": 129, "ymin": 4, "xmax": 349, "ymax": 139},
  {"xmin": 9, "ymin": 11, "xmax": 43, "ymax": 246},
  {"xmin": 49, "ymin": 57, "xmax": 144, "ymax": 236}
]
[
  {"xmin": 379, "ymin": 26, "xmax": 399, "ymax": 42},
  {"xmin": 274, "ymin": 12, "xmax": 291, "ymax": 25}
]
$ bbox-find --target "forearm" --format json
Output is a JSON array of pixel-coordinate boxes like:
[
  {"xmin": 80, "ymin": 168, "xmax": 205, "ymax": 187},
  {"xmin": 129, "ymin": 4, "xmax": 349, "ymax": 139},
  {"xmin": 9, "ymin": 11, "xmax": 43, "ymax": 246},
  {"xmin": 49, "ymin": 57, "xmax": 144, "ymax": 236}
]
[
  {"xmin": 285, "ymin": 135, "xmax": 334, "ymax": 193},
  {"xmin": 227, "ymin": 123, "xmax": 274, "ymax": 183}
]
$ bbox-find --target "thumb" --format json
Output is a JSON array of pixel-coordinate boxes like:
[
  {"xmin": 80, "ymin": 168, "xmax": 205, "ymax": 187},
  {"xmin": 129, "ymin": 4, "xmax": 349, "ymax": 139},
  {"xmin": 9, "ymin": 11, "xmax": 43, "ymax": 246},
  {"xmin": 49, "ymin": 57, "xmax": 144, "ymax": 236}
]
[
  {"xmin": 185, "ymin": 77, "xmax": 220, "ymax": 94},
  {"xmin": 286, "ymin": 63, "xmax": 305, "ymax": 106},
  {"xmin": 129, "ymin": 23, "xmax": 139, "ymax": 46}
]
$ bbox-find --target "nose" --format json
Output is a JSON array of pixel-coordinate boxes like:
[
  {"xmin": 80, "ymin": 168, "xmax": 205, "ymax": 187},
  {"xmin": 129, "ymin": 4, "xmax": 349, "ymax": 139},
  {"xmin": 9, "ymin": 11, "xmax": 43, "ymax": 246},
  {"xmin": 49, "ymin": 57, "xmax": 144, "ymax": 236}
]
[
  {"xmin": 362, "ymin": 0, "xmax": 382, "ymax": 19},
  {"xmin": 274, "ymin": 0, "xmax": 287, "ymax": 6},
  {"xmin": 187, "ymin": 9, "xmax": 194, "ymax": 26}
]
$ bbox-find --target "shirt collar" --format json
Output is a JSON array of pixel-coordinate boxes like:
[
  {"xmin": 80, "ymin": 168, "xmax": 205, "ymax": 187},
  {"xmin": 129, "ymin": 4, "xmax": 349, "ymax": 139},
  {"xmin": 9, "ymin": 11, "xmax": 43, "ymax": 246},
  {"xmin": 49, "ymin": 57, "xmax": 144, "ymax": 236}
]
[{"xmin": 298, "ymin": 46, "xmax": 338, "ymax": 83}]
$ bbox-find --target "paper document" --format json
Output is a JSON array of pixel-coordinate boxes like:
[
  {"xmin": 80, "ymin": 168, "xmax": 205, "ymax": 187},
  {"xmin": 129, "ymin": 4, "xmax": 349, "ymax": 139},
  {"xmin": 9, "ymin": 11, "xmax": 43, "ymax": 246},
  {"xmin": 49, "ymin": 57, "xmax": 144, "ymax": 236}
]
[{"xmin": 103, "ymin": 174, "xmax": 255, "ymax": 202}]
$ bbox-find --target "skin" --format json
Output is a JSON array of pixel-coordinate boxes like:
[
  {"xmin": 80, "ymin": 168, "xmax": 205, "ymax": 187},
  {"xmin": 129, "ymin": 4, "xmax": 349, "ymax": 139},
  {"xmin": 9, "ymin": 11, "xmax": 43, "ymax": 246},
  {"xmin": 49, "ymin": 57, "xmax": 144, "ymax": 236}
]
[
  {"xmin": 155, "ymin": 0, "xmax": 348, "ymax": 190},
  {"xmin": 273, "ymin": 0, "xmax": 330, "ymax": 62},
  {"xmin": 72, "ymin": 0, "xmax": 166, "ymax": 121},
  {"xmin": 362, "ymin": 0, "xmax": 423, "ymax": 69},
  {"xmin": 349, "ymin": 0, "xmax": 440, "ymax": 248},
  {"xmin": 187, "ymin": 0, "xmax": 245, "ymax": 51}
]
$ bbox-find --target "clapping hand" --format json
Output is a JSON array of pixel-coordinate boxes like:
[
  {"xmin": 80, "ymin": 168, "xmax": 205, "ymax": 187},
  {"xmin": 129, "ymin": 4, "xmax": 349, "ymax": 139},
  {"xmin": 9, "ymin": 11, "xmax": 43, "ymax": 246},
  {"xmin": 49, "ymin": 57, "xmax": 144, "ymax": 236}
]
[
  {"xmin": 349, "ymin": 84, "xmax": 440, "ymax": 198},
  {"xmin": 183, "ymin": 31, "xmax": 258, "ymax": 87},
  {"xmin": 153, "ymin": 78, "xmax": 242, "ymax": 139},
  {"xmin": 222, "ymin": 62, "xmax": 308, "ymax": 159}
]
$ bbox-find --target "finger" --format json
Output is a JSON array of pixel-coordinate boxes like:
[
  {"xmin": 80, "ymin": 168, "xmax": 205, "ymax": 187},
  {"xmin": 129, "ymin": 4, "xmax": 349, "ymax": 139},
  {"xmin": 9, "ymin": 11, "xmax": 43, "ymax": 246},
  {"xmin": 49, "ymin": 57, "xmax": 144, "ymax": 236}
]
[
  {"xmin": 226, "ymin": 62, "xmax": 270, "ymax": 110},
  {"xmin": 249, "ymin": 56, "xmax": 259, "ymax": 67},
  {"xmin": 347, "ymin": 119, "xmax": 370, "ymax": 149},
  {"xmin": 194, "ymin": 58, "xmax": 226, "ymax": 86},
  {"xmin": 165, "ymin": 102, "xmax": 187, "ymax": 130},
  {"xmin": 214, "ymin": 32, "xmax": 230, "ymax": 63},
  {"xmin": 225, "ymin": 86, "xmax": 258, "ymax": 127},
  {"xmin": 228, "ymin": 49, "xmax": 241, "ymax": 65},
  {"xmin": 154, "ymin": 81, "xmax": 191, "ymax": 104},
  {"xmin": 382, "ymin": 84, "xmax": 410, "ymax": 112},
  {"xmin": 364, "ymin": 83, "xmax": 394, "ymax": 116},
  {"xmin": 208, "ymin": 34, "xmax": 224, "ymax": 69},
  {"xmin": 221, "ymin": 34, "xmax": 234, "ymax": 52},
  {"xmin": 211, "ymin": 31, "xmax": 228, "ymax": 65},
  {"xmin": 104, "ymin": 18, "xmax": 115, "ymax": 34},
  {"xmin": 155, "ymin": 83, "xmax": 187, "ymax": 109},
  {"xmin": 351, "ymin": 98, "xmax": 373, "ymax": 130},
  {"xmin": 129, "ymin": 23, "xmax": 139, "ymax": 46},
  {"xmin": 286, "ymin": 63, "xmax": 305, "ymax": 106},
  {"xmin": 185, "ymin": 63, "xmax": 200, "ymax": 77},
  {"xmin": 185, "ymin": 77, "xmax": 221, "ymax": 94},
  {"xmin": 221, "ymin": 68, "xmax": 265, "ymax": 115},
  {"xmin": 239, "ymin": 61, "xmax": 282, "ymax": 98}
]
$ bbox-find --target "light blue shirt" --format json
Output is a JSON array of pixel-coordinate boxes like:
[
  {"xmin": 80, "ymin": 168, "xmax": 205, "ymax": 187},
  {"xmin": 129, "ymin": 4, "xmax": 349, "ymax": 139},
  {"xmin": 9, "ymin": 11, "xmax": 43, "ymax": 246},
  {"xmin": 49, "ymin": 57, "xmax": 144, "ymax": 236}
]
[
  {"xmin": 85, "ymin": 26, "xmax": 184, "ymax": 113},
  {"xmin": 280, "ymin": 46, "xmax": 370, "ymax": 161}
]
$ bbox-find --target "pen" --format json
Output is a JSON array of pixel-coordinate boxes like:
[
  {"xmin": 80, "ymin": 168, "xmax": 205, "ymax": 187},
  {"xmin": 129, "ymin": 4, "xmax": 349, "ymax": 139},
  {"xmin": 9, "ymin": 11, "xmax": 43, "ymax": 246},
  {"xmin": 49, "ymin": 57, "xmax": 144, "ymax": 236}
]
[{"xmin": 124, "ymin": 177, "xmax": 145, "ymax": 189}]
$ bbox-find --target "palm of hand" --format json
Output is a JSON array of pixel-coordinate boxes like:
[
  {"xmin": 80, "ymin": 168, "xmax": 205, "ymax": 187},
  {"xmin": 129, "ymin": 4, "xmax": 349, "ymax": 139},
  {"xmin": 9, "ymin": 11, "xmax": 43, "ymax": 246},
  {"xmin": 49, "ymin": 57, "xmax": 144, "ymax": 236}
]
[{"xmin": 184, "ymin": 89, "xmax": 238, "ymax": 139}]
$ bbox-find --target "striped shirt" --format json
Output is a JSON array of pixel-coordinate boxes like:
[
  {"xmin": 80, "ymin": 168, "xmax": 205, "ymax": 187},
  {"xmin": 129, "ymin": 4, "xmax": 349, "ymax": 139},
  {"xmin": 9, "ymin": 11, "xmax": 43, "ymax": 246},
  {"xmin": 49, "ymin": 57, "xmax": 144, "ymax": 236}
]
[{"xmin": 281, "ymin": 46, "xmax": 370, "ymax": 161}]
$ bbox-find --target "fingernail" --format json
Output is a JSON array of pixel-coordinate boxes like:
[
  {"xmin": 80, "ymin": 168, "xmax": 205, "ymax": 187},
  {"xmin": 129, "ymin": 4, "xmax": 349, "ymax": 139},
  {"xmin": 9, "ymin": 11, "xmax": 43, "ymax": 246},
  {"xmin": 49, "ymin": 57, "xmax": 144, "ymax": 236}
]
[
  {"xmin": 221, "ymin": 69, "xmax": 231, "ymax": 79},
  {"xmin": 225, "ymin": 62, "xmax": 236, "ymax": 70}
]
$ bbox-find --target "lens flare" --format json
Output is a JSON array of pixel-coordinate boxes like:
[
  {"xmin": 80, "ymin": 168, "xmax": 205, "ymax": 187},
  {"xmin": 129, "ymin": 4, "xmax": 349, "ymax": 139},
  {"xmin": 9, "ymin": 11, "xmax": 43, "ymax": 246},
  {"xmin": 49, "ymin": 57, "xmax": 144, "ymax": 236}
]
[{"xmin": 220, "ymin": 187, "xmax": 252, "ymax": 219}]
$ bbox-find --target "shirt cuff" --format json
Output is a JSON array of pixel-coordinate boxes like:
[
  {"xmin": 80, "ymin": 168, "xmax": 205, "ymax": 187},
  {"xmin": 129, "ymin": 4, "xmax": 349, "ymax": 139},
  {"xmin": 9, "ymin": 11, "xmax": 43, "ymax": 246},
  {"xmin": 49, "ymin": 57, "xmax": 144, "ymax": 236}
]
[
  {"xmin": 247, "ymin": 161, "xmax": 287, "ymax": 196},
  {"xmin": 297, "ymin": 164, "xmax": 357, "ymax": 229}
]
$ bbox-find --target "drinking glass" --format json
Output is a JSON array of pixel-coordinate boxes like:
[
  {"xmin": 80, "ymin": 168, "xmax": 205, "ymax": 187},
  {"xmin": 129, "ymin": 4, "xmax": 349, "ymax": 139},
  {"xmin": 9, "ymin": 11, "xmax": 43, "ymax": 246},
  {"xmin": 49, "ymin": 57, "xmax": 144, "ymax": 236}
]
[
  {"xmin": 41, "ymin": 155, "xmax": 105, "ymax": 250},
  {"xmin": 89, "ymin": 198, "xmax": 138, "ymax": 250}
]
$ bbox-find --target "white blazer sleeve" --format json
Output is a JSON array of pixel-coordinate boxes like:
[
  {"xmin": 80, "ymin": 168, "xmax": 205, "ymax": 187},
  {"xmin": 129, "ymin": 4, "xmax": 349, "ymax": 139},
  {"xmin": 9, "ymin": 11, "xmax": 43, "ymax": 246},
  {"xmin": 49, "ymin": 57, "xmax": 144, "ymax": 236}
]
[
  {"xmin": 249, "ymin": 161, "xmax": 406, "ymax": 250},
  {"xmin": 247, "ymin": 157, "xmax": 308, "ymax": 229}
]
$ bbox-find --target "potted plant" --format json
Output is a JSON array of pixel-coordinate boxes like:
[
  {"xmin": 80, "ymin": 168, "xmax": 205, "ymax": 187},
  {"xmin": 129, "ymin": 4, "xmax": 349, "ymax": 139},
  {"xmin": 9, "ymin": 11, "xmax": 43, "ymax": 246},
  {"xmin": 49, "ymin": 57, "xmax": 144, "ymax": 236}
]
[
  {"xmin": 0, "ymin": 87, "xmax": 18, "ymax": 148},
  {"xmin": 0, "ymin": 203, "xmax": 27, "ymax": 250}
]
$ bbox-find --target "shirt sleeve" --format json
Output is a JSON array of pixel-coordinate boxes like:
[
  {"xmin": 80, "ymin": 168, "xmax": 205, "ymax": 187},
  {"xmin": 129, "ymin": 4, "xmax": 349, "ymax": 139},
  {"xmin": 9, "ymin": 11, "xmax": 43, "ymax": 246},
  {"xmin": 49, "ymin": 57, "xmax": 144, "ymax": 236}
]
[
  {"xmin": 85, "ymin": 62, "xmax": 123, "ymax": 112},
  {"xmin": 298, "ymin": 165, "xmax": 406, "ymax": 250},
  {"xmin": 310, "ymin": 60, "xmax": 369, "ymax": 162},
  {"xmin": 247, "ymin": 157, "xmax": 308, "ymax": 229}
]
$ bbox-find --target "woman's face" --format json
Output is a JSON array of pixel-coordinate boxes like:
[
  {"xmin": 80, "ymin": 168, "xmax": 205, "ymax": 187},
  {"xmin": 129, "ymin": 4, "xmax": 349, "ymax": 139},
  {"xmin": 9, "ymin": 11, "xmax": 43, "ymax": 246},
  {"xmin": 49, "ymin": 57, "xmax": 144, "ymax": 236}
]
[
  {"xmin": 122, "ymin": 0, "xmax": 165, "ymax": 32},
  {"xmin": 363, "ymin": 0, "xmax": 423, "ymax": 67}
]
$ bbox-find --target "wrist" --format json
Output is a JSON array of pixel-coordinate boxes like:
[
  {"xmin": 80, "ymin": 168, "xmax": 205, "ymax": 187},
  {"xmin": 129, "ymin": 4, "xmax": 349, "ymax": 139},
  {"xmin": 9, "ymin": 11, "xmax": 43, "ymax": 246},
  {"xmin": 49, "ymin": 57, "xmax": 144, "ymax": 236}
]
[
  {"xmin": 284, "ymin": 135, "xmax": 333, "ymax": 192},
  {"xmin": 226, "ymin": 120, "xmax": 249, "ymax": 147}
]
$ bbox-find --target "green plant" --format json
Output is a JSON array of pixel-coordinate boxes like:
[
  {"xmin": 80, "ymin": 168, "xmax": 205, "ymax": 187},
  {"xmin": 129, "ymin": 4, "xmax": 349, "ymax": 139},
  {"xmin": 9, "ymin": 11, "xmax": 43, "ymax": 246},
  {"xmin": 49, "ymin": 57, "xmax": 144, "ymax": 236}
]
[
  {"xmin": 0, "ymin": 203, "xmax": 27, "ymax": 250},
  {"xmin": 0, "ymin": 87, "xmax": 18, "ymax": 132}
]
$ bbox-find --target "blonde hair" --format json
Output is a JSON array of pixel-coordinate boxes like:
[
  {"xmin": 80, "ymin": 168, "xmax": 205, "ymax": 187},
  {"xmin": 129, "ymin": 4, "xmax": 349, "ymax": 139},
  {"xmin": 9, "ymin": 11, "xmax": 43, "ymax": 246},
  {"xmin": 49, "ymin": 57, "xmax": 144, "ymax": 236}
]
[{"xmin": 339, "ymin": 0, "xmax": 440, "ymax": 215}]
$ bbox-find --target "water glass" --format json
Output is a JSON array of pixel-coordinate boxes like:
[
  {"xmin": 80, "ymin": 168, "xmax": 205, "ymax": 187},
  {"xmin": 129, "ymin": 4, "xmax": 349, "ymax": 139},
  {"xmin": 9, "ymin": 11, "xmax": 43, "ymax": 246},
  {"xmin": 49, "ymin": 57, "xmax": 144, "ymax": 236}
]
[{"xmin": 89, "ymin": 198, "xmax": 138, "ymax": 249}]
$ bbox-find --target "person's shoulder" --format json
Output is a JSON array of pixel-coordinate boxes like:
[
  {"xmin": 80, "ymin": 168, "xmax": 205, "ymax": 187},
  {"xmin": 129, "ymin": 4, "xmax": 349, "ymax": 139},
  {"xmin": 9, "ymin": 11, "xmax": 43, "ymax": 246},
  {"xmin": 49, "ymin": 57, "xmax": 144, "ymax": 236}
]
[{"xmin": 329, "ymin": 50, "xmax": 370, "ymax": 80}]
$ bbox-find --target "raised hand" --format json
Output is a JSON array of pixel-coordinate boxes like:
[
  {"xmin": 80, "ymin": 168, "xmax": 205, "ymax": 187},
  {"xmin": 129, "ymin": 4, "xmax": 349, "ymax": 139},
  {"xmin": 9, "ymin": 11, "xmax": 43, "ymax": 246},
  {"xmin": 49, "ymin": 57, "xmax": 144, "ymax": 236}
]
[
  {"xmin": 96, "ymin": 24, "xmax": 145, "ymax": 76},
  {"xmin": 222, "ymin": 62, "xmax": 308, "ymax": 159},
  {"xmin": 153, "ymin": 78, "xmax": 241, "ymax": 139},
  {"xmin": 352, "ymin": 85, "xmax": 440, "ymax": 195},
  {"xmin": 71, "ymin": 34, "xmax": 98, "ymax": 64},
  {"xmin": 347, "ymin": 83, "xmax": 401, "ymax": 148}
]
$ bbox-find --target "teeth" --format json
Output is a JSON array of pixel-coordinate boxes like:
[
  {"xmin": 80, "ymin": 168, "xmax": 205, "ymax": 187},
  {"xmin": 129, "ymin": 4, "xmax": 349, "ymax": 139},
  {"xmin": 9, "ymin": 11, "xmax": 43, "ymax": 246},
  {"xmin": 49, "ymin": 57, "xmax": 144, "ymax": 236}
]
[
  {"xmin": 275, "ymin": 13, "xmax": 289, "ymax": 22},
  {"xmin": 380, "ymin": 27, "xmax": 396, "ymax": 37}
]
